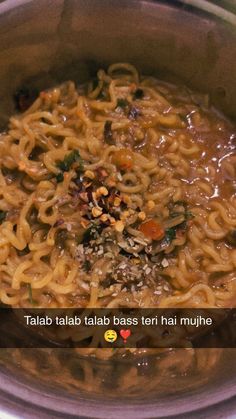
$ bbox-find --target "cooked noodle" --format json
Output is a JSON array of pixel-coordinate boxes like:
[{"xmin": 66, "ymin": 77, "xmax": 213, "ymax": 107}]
[{"xmin": 0, "ymin": 63, "xmax": 236, "ymax": 321}]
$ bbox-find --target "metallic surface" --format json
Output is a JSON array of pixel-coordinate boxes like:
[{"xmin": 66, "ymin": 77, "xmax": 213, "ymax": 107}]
[{"xmin": 0, "ymin": 1, "xmax": 235, "ymax": 417}]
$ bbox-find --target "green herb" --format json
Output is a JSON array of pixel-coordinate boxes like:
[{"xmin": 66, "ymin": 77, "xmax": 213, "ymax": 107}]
[
  {"xmin": 57, "ymin": 150, "xmax": 83, "ymax": 172},
  {"xmin": 226, "ymin": 229, "xmax": 236, "ymax": 247},
  {"xmin": 185, "ymin": 211, "xmax": 194, "ymax": 220},
  {"xmin": 133, "ymin": 88, "xmax": 144, "ymax": 100},
  {"xmin": 81, "ymin": 224, "xmax": 102, "ymax": 244},
  {"xmin": 82, "ymin": 226, "xmax": 93, "ymax": 244},
  {"xmin": 55, "ymin": 172, "xmax": 64, "ymax": 183},
  {"xmin": 104, "ymin": 120, "xmax": 114, "ymax": 144},
  {"xmin": 82, "ymin": 259, "xmax": 92, "ymax": 273},
  {"xmin": 165, "ymin": 227, "xmax": 176, "ymax": 243},
  {"xmin": 116, "ymin": 98, "xmax": 129, "ymax": 109},
  {"xmin": 169, "ymin": 211, "xmax": 184, "ymax": 219},
  {"xmin": 0, "ymin": 210, "xmax": 6, "ymax": 224},
  {"xmin": 27, "ymin": 283, "xmax": 36, "ymax": 305},
  {"xmin": 169, "ymin": 210, "xmax": 193, "ymax": 220}
]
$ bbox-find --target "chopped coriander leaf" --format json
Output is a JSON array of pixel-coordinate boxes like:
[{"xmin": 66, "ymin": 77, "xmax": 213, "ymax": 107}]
[
  {"xmin": 185, "ymin": 211, "xmax": 194, "ymax": 220},
  {"xmin": 116, "ymin": 98, "xmax": 129, "ymax": 109},
  {"xmin": 57, "ymin": 150, "xmax": 83, "ymax": 172},
  {"xmin": 83, "ymin": 259, "xmax": 92, "ymax": 272},
  {"xmin": 81, "ymin": 224, "xmax": 103, "ymax": 244},
  {"xmin": 226, "ymin": 229, "xmax": 236, "ymax": 247},
  {"xmin": 82, "ymin": 226, "xmax": 94, "ymax": 244},
  {"xmin": 174, "ymin": 200, "xmax": 187, "ymax": 208},
  {"xmin": 133, "ymin": 88, "xmax": 144, "ymax": 100},
  {"xmin": 55, "ymin": 172, "xmax": 64, "ymax": 183},
  {"xmin": 169, "ymin": 211, "xmax": 185, "ymax": 218},
  {"xmin": 169, "ymin": 210, "xmax": 194, "ymax": 221},
  {"xmin": 165, "ymin": 228, "xmax": 176, "ymax": 243},
  {"xmin": 0, "ymin": 210, "xmax": 7, "ymax": 224},
  {"xmin": 104, "ymin": 120, "xmax": 114, "ymax": 144}
]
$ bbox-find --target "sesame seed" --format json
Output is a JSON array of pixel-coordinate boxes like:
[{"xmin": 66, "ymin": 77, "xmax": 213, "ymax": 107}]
[
  {"xmin": 133, "ymin": 237, "xmax": 147, "ymax": 246},
  {"xmin": 161, "ymin": 258, "xmax": 169, "ymax": 267}
]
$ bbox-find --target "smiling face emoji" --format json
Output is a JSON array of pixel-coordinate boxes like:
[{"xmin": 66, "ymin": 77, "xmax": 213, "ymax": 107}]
[{"xmin": 104, "ymin": 329, "xmax": 117, "ymax": 343}]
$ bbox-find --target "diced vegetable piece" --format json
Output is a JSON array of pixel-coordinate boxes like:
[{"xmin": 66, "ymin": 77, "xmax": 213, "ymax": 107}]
[
  {"xmin": 112, "ymin": 149, "xmax": 134, "ymax": 170},
  {"xmin": 140, "ymin": 219, "xmax": 165, "ymax": 240}
]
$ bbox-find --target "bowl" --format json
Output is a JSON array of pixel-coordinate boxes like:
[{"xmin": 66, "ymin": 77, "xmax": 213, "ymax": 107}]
[{"xmin": 0, "ymin": 1, "xmax": 235, "ymax": 417}]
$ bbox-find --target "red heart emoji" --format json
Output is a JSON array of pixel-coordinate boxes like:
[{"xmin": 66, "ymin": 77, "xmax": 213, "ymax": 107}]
[{"xmin": 120, "ymin": 329, "xmax": 131, "ymax": 341}]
